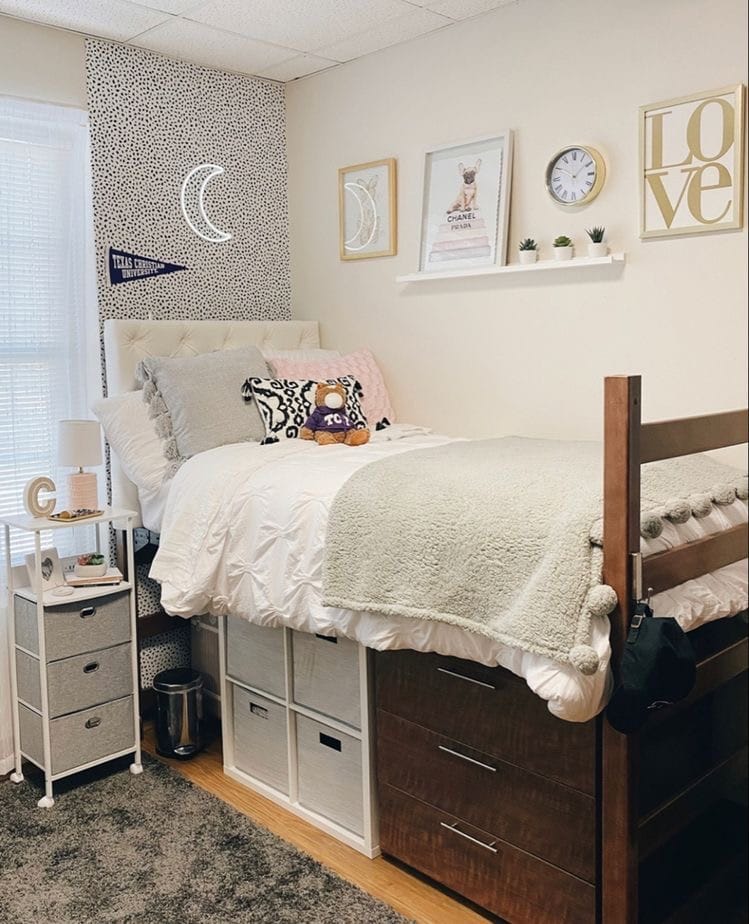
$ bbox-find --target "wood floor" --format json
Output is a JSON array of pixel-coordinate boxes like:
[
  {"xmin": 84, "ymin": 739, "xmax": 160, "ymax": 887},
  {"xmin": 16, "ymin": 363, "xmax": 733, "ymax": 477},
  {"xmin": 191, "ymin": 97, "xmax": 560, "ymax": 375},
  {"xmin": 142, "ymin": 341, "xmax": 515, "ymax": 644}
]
[{"xmin": 142, "ymin": 722, "xmax": 493, "ymax": 924}]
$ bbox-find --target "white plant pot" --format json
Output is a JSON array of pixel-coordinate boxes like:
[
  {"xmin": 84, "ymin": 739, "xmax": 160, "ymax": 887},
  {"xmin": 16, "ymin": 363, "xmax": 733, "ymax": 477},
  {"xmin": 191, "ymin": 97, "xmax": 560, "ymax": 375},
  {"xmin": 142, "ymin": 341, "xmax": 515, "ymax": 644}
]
[
  {"xmin": 554, "ymin": 246, "xmax": 573, "ymax": 261},
  {"xmin": 587, "ymin": 242, "xmax": 608, "ymax": 258},
  {"xmin": 518, "ymin": 250, "xmax": 538, "ymax": 265},
  {"xmin": 74, "ymin": 562, "xmax": 107, "ymax": 577}
]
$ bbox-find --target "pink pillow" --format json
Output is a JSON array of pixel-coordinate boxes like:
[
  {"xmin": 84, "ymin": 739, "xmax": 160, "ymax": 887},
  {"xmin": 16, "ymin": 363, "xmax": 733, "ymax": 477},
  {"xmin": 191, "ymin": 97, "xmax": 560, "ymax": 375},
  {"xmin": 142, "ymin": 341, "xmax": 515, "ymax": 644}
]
[{"xmin": 270, "ymin": 349, "xmax": 396, "ymax": 427}]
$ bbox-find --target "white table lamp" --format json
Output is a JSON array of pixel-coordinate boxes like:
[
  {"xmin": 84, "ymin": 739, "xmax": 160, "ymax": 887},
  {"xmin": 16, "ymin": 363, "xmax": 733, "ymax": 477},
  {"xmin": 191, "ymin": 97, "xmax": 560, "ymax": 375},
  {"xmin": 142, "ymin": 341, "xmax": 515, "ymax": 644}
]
[{"xmin": 58, "ymin": 420, "xmax": 103, "ymax": 511}]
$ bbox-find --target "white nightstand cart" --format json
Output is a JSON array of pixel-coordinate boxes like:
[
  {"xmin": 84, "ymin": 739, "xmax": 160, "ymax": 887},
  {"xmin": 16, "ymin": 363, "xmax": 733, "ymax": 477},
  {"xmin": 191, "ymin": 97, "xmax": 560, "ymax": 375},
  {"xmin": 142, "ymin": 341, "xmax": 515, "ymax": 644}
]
[{"xmin": 2, "ymin": 508, "xmax": 143, "ymax": 808}]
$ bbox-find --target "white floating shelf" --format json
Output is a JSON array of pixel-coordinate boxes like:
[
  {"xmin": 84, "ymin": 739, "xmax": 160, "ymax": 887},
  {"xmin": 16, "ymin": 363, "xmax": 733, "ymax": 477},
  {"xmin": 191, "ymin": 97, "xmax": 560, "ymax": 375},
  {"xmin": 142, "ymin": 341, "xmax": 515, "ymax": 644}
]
[{"xmin": 396, "ymin": 252, "xmax": 626, "ymax": 283}]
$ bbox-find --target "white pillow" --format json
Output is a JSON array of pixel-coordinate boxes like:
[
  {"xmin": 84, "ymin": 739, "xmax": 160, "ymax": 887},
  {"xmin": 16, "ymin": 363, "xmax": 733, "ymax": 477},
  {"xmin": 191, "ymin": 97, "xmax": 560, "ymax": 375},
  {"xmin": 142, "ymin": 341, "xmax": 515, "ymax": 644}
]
[
  {"xmin": 91, "ymin": 391, "xmax": 168, "ymax": 500},
  {"xmin": 263, "ymin": 348, "xmax": 341, "ymax": 366}
]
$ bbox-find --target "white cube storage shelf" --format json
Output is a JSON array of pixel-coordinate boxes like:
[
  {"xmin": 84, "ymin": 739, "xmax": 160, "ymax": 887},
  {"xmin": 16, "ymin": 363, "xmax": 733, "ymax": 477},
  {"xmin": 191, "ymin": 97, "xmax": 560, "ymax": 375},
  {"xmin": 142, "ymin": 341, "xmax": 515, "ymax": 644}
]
[{"xmin": 220, "ymin": 618, "xmax": 378, "ymax": 857}]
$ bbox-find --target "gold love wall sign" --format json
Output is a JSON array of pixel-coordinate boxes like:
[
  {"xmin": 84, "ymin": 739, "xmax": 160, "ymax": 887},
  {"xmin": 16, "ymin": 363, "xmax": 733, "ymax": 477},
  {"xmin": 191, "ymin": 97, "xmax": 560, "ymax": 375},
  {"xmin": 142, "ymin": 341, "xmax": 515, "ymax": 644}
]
[{"xmin": 640, "ymin": 84, "xmax": 745, "ymax": 239}]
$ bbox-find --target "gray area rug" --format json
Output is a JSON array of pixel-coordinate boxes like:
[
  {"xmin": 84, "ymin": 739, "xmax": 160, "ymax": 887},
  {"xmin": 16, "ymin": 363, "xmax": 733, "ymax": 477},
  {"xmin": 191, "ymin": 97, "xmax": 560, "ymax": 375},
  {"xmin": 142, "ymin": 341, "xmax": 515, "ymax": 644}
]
[{"xmin": 0, "ymin": 756, "xmax": 407, "ymax": 923}]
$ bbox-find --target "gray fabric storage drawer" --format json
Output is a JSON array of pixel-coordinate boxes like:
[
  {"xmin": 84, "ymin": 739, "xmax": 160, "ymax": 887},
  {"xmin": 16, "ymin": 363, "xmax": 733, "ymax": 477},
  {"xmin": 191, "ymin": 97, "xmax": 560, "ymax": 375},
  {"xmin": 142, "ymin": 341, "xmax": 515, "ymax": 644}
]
[
  {"xmin": 14, "ymin": 591, "xmax": 131, "ymax": 662},
  {"xmin": 232, "ymin": 684, "xmax": 289, "ymax": 795},
  {"xmin": 296, "ymin": 714, "xmax": 363, "ymax": 835},
  {"xmin": 16, "ymin": 644, "xmax": 132, "ymax": 718},
  {"xmin": 19, "ymin": 696, "xmax": 134, "ymax": 776},
  {"xmin": 226, "ymin": 620, "xmax": 285, "ymax": 699},
  {"xmin": 292, "ymin": 631, "xmax": 361, "ymax": 728}
]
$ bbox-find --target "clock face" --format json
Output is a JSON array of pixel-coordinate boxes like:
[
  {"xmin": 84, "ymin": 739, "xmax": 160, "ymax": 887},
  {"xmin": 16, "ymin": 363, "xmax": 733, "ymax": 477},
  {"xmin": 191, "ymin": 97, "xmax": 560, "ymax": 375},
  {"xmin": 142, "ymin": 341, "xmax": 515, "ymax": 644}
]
[{"xmin": 546, "ymin": 147, "xmax": 605, "ymax": 206}]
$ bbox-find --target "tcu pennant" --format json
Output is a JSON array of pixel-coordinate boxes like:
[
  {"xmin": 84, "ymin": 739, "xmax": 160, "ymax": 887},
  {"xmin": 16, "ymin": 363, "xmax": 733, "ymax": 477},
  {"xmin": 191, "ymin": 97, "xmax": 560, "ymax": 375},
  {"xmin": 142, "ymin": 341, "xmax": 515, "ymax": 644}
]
[{"xmin": 108, "ymin": 247, "xmax": 188, "ymax": 285}]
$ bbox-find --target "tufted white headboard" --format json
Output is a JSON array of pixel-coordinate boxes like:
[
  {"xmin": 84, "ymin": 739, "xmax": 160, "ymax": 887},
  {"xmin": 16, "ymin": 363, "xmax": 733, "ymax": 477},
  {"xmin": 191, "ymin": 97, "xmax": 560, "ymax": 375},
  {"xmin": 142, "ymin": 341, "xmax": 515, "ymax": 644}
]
[{"xmin": 103, "ymin": 318, "xmax": 320, "ymax": 525}]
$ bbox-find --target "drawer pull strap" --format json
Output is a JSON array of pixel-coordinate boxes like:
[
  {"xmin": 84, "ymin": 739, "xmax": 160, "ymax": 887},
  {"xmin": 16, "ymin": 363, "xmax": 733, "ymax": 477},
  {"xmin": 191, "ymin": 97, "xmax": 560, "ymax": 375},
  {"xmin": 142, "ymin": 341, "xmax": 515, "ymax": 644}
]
[
  {"xmin": 437, "ymin": 666, "xmax": 495, "ymax": 690},
  {"xmin": 85, "ymin": 716, "xmax": 101, "ymax": 730},
  {"xmin": 440, "ymin": 821, "xmax": 498, "ymax": 854},
  {"xmin": 315, "ymin": 634, "xmax": 338, "ymax": 644},
  {"xmin": 80, "ymin": 606, "xmax": 97, "ymax": 620},
  {"xmin": 438, "ymin": 744, "xmax": 496, "ymax": 773},
  {"xmin": 319, "ymin": 733, "xmax": 342, "ymax": 752},
  {"xmin": 83, "ymin": 661, "xmax": 100, "ymax": 674}
]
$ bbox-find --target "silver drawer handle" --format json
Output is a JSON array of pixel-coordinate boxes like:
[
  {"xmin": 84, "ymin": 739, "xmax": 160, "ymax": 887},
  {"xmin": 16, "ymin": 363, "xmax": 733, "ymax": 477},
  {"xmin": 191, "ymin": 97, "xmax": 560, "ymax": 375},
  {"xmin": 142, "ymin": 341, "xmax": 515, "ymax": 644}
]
[
  {"xmin": 80, "ymin": 606, "xmax": 97, "ymax": 620},
  {"xmin": 85, "ymin": 716, "xmax": 101, "ymax": 730},
  {"xmin": 83, "ymin": 661, "xmax": 100, "ymax": 674},
  {"xmin": 437, "ymin": 666, "xmax": 495, "ymax": 690},
  {"xmin": 440, "ymin": 821, "xmax": 498, "ymax": 853},
  {"xmin": 438, "ymin": 744, "xmax": 496, "ymax": 773}
]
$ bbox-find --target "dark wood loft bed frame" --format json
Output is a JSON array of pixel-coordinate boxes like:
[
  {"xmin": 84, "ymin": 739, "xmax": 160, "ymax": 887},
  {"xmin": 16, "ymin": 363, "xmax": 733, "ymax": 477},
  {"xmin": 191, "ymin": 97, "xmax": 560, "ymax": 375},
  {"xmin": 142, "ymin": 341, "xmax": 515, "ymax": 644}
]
[
  {"xmin": 602, "ymin": 376, "xmax": 748, "ymax": 922},
  {"xmin": 375, "ymin": 375, "xmax": 748, "ymax": 924}
]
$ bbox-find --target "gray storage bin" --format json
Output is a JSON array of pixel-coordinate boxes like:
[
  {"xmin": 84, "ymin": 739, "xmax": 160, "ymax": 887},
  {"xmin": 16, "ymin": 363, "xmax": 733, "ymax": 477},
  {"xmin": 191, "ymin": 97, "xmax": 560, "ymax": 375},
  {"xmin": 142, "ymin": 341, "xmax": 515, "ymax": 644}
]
[
  {"xmin": 292, "ymin": 631, "xmax": 361, "ymax": 728},
  {"xmin": 296, "ymin": 714, "xmax": 363, "ymax": 835},
  {"xmin": 226, "ymin": 620, "xmax": 285, "ymax": 699},
  {"xmin": 19, "ymin": 696, "xmax": 135, "ymax": 775},
  {"xmin": 232, "ymin": 684, "xmax": 289, "ymax": 794},
  {"xmin": 16, "ymin": 643, "xmax": 132, "ymax": 718},
  {"xmin": 14, "ymin": 591, "xmax": 131, "ymax": 661}
]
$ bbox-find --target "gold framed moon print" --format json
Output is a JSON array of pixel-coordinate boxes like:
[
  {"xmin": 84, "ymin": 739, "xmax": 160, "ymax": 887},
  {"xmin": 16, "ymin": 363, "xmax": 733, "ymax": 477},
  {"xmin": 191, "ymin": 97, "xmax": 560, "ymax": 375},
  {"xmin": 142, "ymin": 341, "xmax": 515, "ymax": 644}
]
[
  {"xmin": 338, "ymin": 158, "xmax": 397, "ymax": 260},
  {"xmin": 545, "ymin": 145, "xmax": 606, "ymax": 206},
  {"xmin": 640, "ymin": 84, "xmax": 745, "ymax": 239}
]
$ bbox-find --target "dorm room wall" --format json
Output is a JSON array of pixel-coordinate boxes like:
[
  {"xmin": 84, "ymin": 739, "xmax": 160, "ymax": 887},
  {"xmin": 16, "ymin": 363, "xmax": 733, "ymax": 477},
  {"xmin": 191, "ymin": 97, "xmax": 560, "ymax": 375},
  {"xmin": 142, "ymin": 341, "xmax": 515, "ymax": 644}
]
[{"xmin": 285, "ymin": 0, "xmax": 748, "ymax": 447}]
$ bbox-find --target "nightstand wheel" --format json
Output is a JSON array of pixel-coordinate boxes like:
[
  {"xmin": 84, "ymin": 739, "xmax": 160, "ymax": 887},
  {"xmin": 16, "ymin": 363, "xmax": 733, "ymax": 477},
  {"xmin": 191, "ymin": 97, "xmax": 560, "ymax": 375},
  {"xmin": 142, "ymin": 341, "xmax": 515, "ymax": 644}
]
[
  {"xmin": 37, "ymin": 795, "xmax": 55, "ymax": 809},
  {"xmin": 130, "ymin": 762, "xmax": 144, "ymax": 776}
]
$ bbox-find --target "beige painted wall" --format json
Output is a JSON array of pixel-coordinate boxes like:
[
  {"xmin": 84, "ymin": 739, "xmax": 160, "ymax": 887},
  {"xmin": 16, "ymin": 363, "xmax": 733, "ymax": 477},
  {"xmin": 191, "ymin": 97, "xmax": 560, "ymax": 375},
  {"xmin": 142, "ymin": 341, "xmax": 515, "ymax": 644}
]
[
  {"xmin": 0, "ymin": 15, "xmax": 86, "ymax": 107},
  {"xmin": 286, "ymin": 0, "xmax": 748, "ymax": 445}
]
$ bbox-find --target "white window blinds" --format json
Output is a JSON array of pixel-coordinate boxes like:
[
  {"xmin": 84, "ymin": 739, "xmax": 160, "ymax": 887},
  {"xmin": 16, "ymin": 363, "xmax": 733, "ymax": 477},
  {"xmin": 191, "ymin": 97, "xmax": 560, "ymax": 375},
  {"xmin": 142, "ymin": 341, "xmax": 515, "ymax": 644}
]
[{"xmin": 0, "ymin": 96, "xmax": 100, "ymax": 563}]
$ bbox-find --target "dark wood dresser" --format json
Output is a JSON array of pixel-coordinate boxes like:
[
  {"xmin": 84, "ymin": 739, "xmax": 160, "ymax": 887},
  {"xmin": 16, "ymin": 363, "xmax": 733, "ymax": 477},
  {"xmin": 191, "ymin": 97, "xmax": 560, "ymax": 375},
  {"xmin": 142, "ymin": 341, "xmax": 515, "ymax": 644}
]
[{"xmin": 375, "ymin": 649, "xmax": 597, "ymax": 924}]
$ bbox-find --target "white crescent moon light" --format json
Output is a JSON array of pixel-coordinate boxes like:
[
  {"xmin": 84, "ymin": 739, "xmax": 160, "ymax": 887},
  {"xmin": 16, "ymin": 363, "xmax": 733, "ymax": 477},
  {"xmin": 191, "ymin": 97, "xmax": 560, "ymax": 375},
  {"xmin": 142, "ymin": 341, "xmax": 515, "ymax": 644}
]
[
  {"xmin": 180, "ymin": 163, "xmax": 233, "ymax": 243},
  {"xmin": 344, "ymin": 181, "xmax": 378, "ymax": 251}
]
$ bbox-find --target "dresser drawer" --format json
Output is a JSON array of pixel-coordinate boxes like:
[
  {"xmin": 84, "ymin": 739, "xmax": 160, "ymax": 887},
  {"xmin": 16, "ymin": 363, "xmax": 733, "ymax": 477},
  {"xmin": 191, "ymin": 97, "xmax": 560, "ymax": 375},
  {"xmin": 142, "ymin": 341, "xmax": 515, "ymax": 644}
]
[
  {"xmin": 296, "ymin": 715, "xmax": 363, "ymax": 836},
  {"xmin": 16, "ymin": 643, "xmax": 133, "ymax": 719},
  {"xmin": 377, "ymin": 710, "xmax": 595, "ymax": 881},
  {"xmin": 19, "ymin": 696, "xmax": 134, "ymax": 776},
  {"xmin": 379, "ymin": 783, "xmax": 595, "ymax": 924},
  {"xmin": 226, "ymin": 620, "xmax": 285, "ymax": 700},
  {"xmin": 232, "ymin": 685, "xmax": 289, "ymax": 795},
  {"xmin": 291, "ymin": 631, "xmax": 361, "ymax": 728},
  {"xmin": 14, "ymin": 591, "xmax": 131, "ymax": 662},
  {"xmin": 376, "ymin": 650, "xmax": 595, "ymax": 793}
]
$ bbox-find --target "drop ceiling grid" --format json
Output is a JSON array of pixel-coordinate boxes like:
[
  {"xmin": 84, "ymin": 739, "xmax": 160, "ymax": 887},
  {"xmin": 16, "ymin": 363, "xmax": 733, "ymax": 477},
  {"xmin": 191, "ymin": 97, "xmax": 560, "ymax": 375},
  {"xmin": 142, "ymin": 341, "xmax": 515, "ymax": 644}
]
[{"xmin": 0, "ymin": 0, "xmax": 518, "ymax": 81}]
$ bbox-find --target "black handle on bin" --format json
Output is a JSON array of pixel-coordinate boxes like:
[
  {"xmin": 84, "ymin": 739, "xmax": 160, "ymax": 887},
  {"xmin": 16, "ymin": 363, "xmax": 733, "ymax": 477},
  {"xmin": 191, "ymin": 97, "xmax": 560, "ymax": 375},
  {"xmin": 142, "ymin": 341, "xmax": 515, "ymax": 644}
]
[
  {"xmin": 80, "ymin": 606, "xmax": 97, "ymax": 619},
  {"xmin": 83, "ymin": 661, "xmax": 100, "ymax": 674}
]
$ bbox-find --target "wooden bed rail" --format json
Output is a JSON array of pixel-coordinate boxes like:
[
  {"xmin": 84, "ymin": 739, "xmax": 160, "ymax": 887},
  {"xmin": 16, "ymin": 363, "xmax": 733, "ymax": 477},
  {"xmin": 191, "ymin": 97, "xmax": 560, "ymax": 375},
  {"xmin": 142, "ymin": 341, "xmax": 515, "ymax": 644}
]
[
  {"xmin": 643, "ymin": 523, "xmax": 749, "ymax": 596},
  {"xmin": 640, "ymin": 408, "xmax": 748, "ymax": 463}
]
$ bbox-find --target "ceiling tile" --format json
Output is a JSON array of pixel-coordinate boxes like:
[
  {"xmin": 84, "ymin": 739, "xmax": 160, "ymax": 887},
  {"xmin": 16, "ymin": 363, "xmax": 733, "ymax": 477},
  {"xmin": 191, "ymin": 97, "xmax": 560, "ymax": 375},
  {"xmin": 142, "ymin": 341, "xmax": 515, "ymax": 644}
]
[
  {"xmin": 258, "ymin": 54, "xmax": 337, "ymax": 82},
  {"xmin": 129, "ymin": 0, "xmax": 205, "ymax": 14},
  {"xmin": 0, "ymin": 0, "xmax": 171, "ymax": 40},
  {"xmin": 134, "ymin": 17, "xmax": 292, "ymax": 73},
  {"xmin": 315, "ymin": 7, "xmax": 449, "ymax": 62},
  {"xmin": 425, "ymin": 0, "xmax": 516, "ymax": 20},
  {"xmin": 187, "ymin": 0, "xmax": 414, "ymax": 52}
]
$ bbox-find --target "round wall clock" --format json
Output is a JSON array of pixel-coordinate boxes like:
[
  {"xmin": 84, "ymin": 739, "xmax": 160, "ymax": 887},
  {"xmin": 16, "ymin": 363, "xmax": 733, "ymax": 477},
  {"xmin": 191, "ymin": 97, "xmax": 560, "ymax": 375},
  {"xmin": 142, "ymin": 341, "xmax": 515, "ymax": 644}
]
[{"xmin": 545, "ymin": 146, "xmax": 606, "ymax": 206}]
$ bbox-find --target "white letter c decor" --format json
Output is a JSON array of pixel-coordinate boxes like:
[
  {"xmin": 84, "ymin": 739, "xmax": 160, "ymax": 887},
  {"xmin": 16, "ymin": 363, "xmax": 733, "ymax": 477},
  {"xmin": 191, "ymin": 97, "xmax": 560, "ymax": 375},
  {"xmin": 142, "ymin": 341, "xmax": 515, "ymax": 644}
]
[
  {"xmin": 180, "ymin": 164, "xmax": 233, "ymax": 243},
  {"xmin": 24, "ymin": 476, "xmax": 57, "ymax": 518}
]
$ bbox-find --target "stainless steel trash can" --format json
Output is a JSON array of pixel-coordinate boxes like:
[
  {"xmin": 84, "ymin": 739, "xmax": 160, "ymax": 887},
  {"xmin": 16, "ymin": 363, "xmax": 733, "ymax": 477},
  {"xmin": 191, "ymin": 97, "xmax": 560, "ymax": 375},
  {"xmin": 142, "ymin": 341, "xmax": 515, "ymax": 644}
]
[{"xmin": 153, "ymin": 668, "xmax": 204, "ymax": 759}]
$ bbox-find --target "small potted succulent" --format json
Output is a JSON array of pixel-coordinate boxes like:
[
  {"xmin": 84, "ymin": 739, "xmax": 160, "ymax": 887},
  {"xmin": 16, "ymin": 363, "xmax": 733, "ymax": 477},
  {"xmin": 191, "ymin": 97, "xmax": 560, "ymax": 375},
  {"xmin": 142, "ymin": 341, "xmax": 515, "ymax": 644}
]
[
  {"xmin": 553, "ymin": 235, "xmax": 573, "ymax": 261},
  {"xmin": 586, "ymin": 226, "xmax": 608, "ymax": 257},
  {"xmin": 518, "ymin": 238, "xmax": 538, "ymax": 265},
  {"xmin": 75, "ymin": 552, "xmax": 107, "ymax": 578}
]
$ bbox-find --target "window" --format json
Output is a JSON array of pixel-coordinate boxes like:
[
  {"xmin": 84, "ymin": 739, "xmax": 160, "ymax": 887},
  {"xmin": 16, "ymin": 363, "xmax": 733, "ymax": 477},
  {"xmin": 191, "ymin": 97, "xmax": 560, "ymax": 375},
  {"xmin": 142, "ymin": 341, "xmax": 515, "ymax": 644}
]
[{"xmin": 0, "ymin": 96, "xmax": 100, "ymax": 563}]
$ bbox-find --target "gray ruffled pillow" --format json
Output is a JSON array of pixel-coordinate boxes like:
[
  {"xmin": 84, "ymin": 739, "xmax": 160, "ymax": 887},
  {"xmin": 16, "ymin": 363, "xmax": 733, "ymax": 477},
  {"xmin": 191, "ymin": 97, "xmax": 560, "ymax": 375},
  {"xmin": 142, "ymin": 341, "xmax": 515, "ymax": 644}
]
[{"xmin": 136, "ymin": 346, "xmax": 270, "ymax": 477}]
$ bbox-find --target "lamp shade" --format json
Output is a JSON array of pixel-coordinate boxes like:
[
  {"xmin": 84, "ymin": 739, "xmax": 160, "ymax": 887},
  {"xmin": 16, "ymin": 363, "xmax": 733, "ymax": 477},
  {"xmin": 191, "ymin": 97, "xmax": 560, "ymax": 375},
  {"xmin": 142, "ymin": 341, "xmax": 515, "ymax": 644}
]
[{"xmin": 58, "ymin": 419, "xmax": 102, "ymax": 468}]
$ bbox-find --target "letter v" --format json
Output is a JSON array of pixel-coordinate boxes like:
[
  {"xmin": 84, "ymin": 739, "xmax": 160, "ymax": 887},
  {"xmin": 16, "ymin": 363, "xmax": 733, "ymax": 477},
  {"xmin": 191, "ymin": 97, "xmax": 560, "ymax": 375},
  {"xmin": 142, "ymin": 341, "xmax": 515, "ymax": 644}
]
[{"xmin": 645, "ymin": 167, "xmax": 698, "ymax": 228}]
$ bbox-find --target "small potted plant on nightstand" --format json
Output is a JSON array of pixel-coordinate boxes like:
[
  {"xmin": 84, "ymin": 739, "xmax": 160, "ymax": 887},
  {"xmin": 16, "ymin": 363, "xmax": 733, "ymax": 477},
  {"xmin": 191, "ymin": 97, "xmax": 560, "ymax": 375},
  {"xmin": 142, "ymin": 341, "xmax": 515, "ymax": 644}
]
[
  {"xmin": 586, "ymin": 226, "xmax": 608, "ymax": 257},
  {"xmin": 553, "ymin": 235, "xmax": 573, "ymax": 261},
  {"xmin": 518, "ymin": 238, "xmax": 538, "ymax": 265}
]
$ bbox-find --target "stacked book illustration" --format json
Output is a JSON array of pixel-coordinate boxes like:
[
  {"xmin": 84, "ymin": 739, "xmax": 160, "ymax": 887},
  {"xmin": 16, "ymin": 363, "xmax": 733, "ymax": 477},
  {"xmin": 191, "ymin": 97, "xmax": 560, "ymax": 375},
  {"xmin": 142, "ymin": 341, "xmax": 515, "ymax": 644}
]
[{"xmin": 429, "ymin": 208, "xmax": 491, "ymax": 263}]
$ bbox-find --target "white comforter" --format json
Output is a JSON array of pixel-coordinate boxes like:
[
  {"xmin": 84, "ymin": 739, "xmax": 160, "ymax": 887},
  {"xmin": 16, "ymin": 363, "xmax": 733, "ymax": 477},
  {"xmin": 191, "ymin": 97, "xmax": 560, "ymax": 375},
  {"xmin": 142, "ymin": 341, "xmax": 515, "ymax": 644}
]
[{"xmin": 150, "ymin": 426, "xmax": 748, "ymax": 723}]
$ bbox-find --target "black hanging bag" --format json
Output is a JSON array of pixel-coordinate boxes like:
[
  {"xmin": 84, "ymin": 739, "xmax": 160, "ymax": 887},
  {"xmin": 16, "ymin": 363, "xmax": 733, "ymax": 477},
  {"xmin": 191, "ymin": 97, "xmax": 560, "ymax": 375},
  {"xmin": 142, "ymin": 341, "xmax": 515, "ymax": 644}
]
[{"xmin": 606, "ymin": 602, "xmax": 696, "ymax": 734}]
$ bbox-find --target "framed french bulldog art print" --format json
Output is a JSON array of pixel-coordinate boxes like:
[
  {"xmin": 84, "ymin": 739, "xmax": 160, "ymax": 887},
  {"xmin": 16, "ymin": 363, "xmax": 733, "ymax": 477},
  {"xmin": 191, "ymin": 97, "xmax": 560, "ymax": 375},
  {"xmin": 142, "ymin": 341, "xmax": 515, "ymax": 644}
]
[
  {"xmin": 418, "ymin": 131, "xmax": 514, "ymax": 274},
  {"xmin": 338, "ymin": 158, "xmax": 397, "ymax": 260}
]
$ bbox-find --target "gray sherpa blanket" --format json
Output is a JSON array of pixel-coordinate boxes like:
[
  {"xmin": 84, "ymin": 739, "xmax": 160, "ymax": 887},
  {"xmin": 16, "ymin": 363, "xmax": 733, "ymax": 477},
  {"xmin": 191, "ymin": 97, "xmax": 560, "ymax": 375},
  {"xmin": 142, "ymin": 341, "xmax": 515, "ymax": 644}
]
[{"xmin": 322, "ymin": 437, "xmax": 747, "ymax": 674}]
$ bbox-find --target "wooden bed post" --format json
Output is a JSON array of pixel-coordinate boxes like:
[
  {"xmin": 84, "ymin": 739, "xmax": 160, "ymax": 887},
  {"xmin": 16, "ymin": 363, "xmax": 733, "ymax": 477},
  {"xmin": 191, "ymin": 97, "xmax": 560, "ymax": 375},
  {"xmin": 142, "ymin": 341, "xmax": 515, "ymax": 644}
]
[{"xmin": 601, "ymin": 375, "xmax": 641, "ymax": 924}]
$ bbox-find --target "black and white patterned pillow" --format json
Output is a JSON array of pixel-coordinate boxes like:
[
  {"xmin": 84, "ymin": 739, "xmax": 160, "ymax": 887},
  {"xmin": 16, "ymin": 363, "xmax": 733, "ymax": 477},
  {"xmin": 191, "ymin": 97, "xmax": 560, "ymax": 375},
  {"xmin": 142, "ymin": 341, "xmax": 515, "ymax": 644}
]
[{"xmin": 242, "ymin": 375, "xmax": 368, "ymax": 444}]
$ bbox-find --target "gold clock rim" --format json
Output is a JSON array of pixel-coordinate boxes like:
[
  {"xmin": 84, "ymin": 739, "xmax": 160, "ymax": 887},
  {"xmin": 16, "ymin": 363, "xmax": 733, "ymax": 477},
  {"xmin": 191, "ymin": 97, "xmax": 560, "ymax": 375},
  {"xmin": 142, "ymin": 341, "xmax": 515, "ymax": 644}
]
[{"xmin": 545, "ymin": 145, "xmax": 606, "ymax": 207}]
